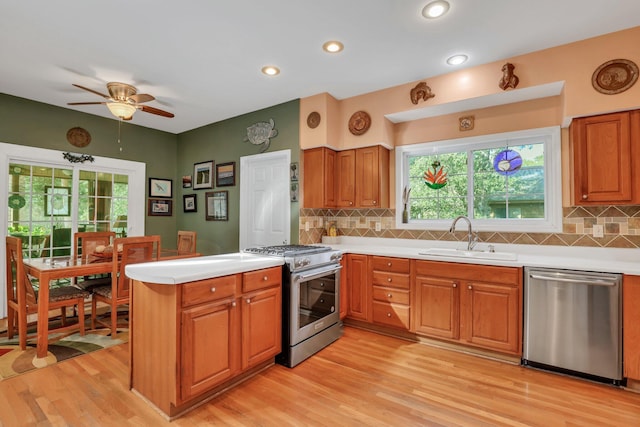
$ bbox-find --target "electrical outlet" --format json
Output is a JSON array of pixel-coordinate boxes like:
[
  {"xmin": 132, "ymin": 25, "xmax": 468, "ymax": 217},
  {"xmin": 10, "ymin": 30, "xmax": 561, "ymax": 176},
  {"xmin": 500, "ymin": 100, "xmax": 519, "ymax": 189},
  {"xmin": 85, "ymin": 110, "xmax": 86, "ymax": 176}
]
[
  {"xmin": 318, "ymin": 217, "xmax": 323, "ymax": 228},
  {"xmin": 305, "ymin": 221, "xmax": 310, "ymax": 232},
  {"xmin": 593, "ymin": 224, "xmax": 604, "ymax": 238},
  {"xmin": 375, "ymin": 222, "xmax": 381, "ymax": 232}
]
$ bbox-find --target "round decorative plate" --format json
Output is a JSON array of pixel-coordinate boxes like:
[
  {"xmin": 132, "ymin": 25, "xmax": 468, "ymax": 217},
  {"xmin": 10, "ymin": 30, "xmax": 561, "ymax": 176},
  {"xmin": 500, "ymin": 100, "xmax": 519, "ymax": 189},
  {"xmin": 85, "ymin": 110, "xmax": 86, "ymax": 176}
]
[
  {"xmin": 306, "ymin": 111, "xmax": 321, "ymax": 129},
  {"xmin": 348, "ymin": 111, "xmax": 371, "ymax": 136},
  {"xmin": 8, "ymin": 194, "xmax": 26, "ymax": 209},
  {"xmin": 592, "ymin": 59, "xmax": 638, "ymax": 95},
  {"xmin": 66, "ymin": 127, "xmax": 92, "ymax": 147}
]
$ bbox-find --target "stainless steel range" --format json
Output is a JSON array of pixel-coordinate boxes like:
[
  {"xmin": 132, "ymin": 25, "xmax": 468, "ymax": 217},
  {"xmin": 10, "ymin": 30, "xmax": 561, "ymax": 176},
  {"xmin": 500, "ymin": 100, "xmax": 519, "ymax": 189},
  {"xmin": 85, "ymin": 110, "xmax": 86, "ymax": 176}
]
[{"xmin": 243, "ymin": 244, "xmax": 343, "ymax": 367}]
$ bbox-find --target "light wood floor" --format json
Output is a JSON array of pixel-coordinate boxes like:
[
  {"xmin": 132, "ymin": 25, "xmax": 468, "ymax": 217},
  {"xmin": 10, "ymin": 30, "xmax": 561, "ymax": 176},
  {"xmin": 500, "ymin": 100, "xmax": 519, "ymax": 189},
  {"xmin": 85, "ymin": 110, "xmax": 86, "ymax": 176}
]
[{"xmin": 1, "ymin": 326, "xmax": 639, "ymax": 426}]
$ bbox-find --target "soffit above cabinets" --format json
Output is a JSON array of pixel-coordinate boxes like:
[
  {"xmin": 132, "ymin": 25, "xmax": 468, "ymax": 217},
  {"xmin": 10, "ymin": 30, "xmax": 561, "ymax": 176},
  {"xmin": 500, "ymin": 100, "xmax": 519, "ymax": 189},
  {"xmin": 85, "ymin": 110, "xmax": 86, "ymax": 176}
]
[{"xmin": 385, "ymin": 81, "xmax": 565, "ymax": 124}]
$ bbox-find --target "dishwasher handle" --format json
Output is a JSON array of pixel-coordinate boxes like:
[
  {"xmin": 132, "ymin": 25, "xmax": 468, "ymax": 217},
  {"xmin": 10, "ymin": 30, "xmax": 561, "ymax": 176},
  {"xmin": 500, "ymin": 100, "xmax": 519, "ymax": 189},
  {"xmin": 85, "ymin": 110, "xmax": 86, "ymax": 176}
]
[{"xmin": 528, "ymin": 273, "xmax": 618, "ymax": 286}]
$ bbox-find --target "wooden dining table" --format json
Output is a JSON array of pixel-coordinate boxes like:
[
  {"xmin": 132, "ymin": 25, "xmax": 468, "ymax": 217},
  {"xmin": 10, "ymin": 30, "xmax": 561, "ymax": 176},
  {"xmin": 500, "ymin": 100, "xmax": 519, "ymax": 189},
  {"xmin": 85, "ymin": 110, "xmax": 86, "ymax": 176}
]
[{"xmin": 22, "ymin": 249, "xmax": 201, "ymax": 358}]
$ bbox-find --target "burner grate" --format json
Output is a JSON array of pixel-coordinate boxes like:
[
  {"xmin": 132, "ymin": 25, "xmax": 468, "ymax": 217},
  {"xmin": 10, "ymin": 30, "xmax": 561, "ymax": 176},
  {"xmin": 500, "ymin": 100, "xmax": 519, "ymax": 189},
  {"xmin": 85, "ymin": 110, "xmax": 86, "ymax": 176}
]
[{"xmin": 244, "ymin": 244, "xmax": 330, "ymax": 256}]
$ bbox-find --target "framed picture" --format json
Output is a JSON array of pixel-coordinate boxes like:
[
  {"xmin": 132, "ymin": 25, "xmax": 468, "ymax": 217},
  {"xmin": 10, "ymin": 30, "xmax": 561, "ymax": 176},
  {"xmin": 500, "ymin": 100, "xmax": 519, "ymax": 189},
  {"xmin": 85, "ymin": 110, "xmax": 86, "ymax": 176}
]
[
  {"xmin": 193, "ymin": 160, "xmax": 214, "ymax": 189},
  {"xmin": 45, "ymin": 186, "xmax": 71, "ymax": 216},
  {"xmin": 183, "ymin": 194, "xmax": 197, "ymax": 212},
  {"xmin": 290, "ymin": 162, "xmax": 299, "ymax": 182},
  {"xmin": 216, "ymin": 162, "xmax": 236, "ymax": 187},
  {"xmin": 182, "ymin": 175, "xmax": 192, "ymax": 188},
  {"xmin": 149, "ymin": 178, "xmax": 173, "ymax": 198},
  {"xmin": 205, "ymin": 191, "xmax": 228, "ymax": 221},
  {"xmin": 148, "ymin": 198, "xmax": 173, "ymax": 216}
]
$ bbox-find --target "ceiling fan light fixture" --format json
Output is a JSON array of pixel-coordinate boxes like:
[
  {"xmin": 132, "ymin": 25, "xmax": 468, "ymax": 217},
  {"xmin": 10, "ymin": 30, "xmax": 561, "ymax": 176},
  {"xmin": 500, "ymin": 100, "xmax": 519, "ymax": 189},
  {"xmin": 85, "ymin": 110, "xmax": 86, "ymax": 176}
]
[{"xmin": 107, "ymin": 102, "xmax": 137, "ymax": 120}]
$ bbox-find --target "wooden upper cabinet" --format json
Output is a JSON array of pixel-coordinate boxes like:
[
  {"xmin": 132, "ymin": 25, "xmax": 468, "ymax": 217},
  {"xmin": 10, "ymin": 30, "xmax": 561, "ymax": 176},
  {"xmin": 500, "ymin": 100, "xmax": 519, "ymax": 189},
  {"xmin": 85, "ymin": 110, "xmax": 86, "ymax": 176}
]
[
  {"xmin": 571, "ymin": 110, "xmax": 640, "ymax": 205},
  {"xmin": 336, "ymin": 149, "xmax": 356, "ymax": 207},
  {"xmin": 356, "ymin": 146, "xmax": 389, "ymax": 208},
  {"xmin": 303, "ymin": 147, "xmax": 336, "ymax": 208}
]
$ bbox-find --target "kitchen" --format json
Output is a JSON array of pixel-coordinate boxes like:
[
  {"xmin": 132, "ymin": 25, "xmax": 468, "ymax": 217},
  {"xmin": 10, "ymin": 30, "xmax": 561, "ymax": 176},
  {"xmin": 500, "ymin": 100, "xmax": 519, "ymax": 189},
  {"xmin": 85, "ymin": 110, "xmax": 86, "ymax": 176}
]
[{"xmin": 2, "ymin": 2, "xmax": 640, "ymax": 425}]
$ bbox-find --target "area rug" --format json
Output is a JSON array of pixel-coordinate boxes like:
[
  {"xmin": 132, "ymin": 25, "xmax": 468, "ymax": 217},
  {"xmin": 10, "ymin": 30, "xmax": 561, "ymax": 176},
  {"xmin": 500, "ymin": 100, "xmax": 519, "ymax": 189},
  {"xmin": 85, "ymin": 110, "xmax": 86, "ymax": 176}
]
[{"xmin": 0, "ymin": 327, "xmax": 128, "ymax": 380}]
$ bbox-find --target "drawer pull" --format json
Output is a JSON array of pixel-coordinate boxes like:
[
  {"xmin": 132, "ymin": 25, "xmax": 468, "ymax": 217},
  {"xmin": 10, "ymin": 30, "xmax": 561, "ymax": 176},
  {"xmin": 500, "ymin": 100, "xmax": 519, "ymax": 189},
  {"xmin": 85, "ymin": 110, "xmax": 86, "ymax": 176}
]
[
  {"xmin": 387, "ymin": 277, "xmax": 392, "ymax": 282},
  {"xmin": 452, "ymin": 283, "xmax": 457, "ymax": 288},
  {"xmin": 320, "ymin": 282, "xmax": 325, "ymax": 287},
  {"xmin": 210, "ymin": 287, "xmax": 216, "ymax": 293},
  {"xmin": 387, "ymin": 293, "xmax": 392, "ymax": 298},
  {"xmin": 263, "ymin": 276, "xmax": 268, "ymax": 281},
  {"xmin": 320, "ymin": 299, "xmax": 325, "ymax": 303},
  {"xmin": 387, "ymin": 312, "xmax": 391, "ymax": 317},
  {"xmin": 231, "ymin": 301, "xmax": 236, "ymax": 307},
  {"xmin": 468, "ymin": 285, "xmax": 472, "ymax": 290},
  {"xmin": 246, "ymin": 298, "xmax": 251, "ymax": 304},
  {"xmin": 387, "ymin": 262, "xmax": 392, "ymax": 267}
]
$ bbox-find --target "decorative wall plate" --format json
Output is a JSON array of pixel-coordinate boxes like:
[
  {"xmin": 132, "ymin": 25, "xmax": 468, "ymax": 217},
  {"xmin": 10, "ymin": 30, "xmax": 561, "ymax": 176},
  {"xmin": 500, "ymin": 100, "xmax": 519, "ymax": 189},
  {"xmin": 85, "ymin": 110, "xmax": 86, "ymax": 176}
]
[
  {"xmin": 306, "ymin": 111, "xmax": 321, "ymax": 129},
  {"xmin": 592, "ymin": 59, "xmax": 638, "ymax": 95},
  {"xmin": 459, "ymin": 115, "xmax": 474, "ymax": 131},
  {"xmin": 348, "ymin": 110, "xmax": 371, "ymax": 136},
  {"xmin": 66, "ymin": 126, "xmax": 91, "ymax": 147}
]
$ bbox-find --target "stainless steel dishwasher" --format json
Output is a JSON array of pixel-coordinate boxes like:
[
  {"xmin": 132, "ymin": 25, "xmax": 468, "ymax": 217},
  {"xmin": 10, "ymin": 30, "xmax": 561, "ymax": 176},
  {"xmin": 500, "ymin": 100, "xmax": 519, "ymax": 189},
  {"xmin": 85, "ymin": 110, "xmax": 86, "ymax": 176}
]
[{"xmin": 523, "ymin": 267, "xmax": 622, "ymax": 384}]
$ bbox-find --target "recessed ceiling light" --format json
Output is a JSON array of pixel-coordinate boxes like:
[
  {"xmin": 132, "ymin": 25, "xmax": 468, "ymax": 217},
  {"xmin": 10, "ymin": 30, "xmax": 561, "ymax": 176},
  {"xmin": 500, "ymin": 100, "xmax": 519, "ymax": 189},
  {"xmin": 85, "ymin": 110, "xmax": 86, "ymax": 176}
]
[
  {"xmin": 261, "ymin": 65, "xmax": 280, "ymax": 76},
  {"xmin": 446, "ymin": 54, "xmax": 468, "ymax": 65},
  {"xmin": 322, "ymin": 41, "xmax": 344, "ymax": 53},
  {"xmin": 422, "ymin": 1, "xmax": 450, "ymax": 19}
]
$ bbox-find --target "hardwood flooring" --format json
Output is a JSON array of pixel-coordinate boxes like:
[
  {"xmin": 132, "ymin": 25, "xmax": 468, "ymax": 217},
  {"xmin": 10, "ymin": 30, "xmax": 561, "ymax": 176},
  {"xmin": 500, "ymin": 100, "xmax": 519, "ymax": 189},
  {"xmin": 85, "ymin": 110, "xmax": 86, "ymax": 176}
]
[{"xmin": 1, "ymin": 326, "xmax": 639, "ymax": 426}]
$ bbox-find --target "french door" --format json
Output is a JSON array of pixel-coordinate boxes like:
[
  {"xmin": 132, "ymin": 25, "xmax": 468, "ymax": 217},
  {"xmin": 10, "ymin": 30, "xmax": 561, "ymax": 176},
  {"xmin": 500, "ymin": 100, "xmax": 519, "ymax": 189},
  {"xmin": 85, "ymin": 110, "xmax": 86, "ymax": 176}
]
[{"xmin": 1, "ymin": 142, "xmax": 146, "ymax": 318}]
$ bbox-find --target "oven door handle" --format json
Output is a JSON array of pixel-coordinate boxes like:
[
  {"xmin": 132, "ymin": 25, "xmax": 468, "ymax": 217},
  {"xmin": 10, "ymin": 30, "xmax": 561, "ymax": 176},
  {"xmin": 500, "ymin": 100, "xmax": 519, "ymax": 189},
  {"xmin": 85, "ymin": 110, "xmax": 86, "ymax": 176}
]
[{"xmin": 295, "ymin": 265, "xmax": 342, "ymax": 282}]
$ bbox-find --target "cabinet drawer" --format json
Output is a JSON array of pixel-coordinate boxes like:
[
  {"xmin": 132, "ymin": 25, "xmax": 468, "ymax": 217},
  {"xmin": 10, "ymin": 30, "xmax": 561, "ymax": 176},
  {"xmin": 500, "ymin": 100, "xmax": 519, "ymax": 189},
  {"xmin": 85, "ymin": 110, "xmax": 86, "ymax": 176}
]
[
  {"xmin": 243, "ymin": 266, "xmax": 282, "ymax": 293},
  {"xmin": 372, "ymin": 271, "xmax": 409, "ymax": 289},
  {"xmin": 182, "ymin": 275, "xmax": 238, "ymax": 307},
  {"xmin": 372, "ymin": 286, "xmax": 410, "ymax": 305},
  {"xmin": 372, "ymin": 301, "xmax": 410, "ymax": 330},
  {"xmin": 371, "ymin": 256, "xmax": 410, "ymax": 273}
]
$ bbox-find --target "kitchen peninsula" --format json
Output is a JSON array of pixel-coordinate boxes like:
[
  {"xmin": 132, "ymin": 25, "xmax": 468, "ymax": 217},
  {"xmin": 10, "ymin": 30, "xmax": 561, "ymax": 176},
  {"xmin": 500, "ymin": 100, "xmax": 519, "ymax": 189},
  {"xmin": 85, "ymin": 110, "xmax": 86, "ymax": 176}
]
[{"xmin": 125, "ymin": 253, "xmax": 284, "ymax": 419}]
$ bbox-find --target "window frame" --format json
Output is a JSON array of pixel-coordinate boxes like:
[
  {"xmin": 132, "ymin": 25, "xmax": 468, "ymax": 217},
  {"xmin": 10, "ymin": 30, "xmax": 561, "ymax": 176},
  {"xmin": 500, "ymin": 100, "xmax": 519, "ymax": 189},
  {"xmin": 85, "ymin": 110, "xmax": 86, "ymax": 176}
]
[{"xmin": 395, "ymin": 126, "xmax": 562, "ymax": 232}]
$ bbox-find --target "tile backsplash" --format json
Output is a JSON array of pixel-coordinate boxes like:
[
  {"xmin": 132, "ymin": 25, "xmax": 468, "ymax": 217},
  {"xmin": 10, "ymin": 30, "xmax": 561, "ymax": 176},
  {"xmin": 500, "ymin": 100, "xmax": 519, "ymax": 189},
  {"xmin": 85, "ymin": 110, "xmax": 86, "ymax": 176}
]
[{"xmin": 299, "ymin": 206, "xmax": 640, "ymax": 248}]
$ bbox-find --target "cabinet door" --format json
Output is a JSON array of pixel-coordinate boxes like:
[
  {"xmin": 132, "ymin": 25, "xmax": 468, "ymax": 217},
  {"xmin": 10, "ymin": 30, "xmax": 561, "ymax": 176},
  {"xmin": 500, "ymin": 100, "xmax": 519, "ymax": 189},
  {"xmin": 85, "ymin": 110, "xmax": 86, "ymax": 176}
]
[
  {"xmin": 623, "ymin": 275, "xmax": 640, "ymax": 380},
  {"xmin": 460, "ymin": 281, "xmax": 520, "ymax": 355},
  {"xmin": 302, "ymin": 147, "xmax": 336, "ymax": 208},
  {"xmin": 346, "ymin": 254, "xmax": 369, "ymax": 321},
  {"xmin": 242, "ymin": 286, "xmax": 282, "ymax": 370},
  {"xmin": 414, "ymin": 276, "xmax": 459, "ymax": 339},
  {"xmin": 571, "ymin": 112, "xmax": 632, "ymax": 204},
  {"xmin": 356, "ymin": 146, "xmax": 389, "ymax": 208},
  {"xmin": 181, "ymin": 298, "xmax": 239, "ymax": 400},
  {"xmin": 336, "ymin": 150, "xmax": 356, "ymax": 207}
]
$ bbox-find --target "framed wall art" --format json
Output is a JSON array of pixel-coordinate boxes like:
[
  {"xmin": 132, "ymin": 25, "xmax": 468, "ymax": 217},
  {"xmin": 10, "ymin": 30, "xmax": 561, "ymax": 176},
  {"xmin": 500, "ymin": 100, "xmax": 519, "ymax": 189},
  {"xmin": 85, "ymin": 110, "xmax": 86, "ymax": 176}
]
[
  {"xmin": 193, "ymin": 160, "xmax": 214, "ymax": 189},
  {"xmin": 45, "ymin": 186, "xmax": 71, "ymax": 216},
  {"xmin": 182, "ymin": 175, "xmax": 192, "ymax": 188},
  {"xmin": 148, "ymin": 198, "xmax": 173, "ymax": 216},
  {"xmin": 205, "ymin": 191, "xmax": 228, "ymax": 221},
  {"xmin": 215, "ymin": 162, "xmax": 236, "ymax": 187},
  {"xmin": 183, "ymin": 194, "xmax": 197, "ymax": 213},
  {"xmin": 149, "ymin": 178, "xmax": 173, "ymax": 198}
]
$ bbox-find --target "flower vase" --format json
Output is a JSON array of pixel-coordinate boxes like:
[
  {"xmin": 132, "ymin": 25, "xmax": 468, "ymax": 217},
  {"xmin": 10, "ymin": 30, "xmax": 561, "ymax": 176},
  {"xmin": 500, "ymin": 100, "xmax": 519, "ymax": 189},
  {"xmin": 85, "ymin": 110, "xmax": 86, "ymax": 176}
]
[{"xmin": 402, "ymin": 204, "xmax": 409, "ymax": 223}]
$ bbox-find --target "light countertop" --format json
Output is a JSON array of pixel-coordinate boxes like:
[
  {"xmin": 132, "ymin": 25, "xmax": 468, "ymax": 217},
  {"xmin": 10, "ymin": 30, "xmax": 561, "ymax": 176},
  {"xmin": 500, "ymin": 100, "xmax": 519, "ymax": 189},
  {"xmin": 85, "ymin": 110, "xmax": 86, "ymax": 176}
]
[
  {"xmin": 322, "ymin": 236, "xmax": 640, "ymax": 275},
  {"xmin": 125, "ymin": 253, "xmax": 284, "ymax": 285}
]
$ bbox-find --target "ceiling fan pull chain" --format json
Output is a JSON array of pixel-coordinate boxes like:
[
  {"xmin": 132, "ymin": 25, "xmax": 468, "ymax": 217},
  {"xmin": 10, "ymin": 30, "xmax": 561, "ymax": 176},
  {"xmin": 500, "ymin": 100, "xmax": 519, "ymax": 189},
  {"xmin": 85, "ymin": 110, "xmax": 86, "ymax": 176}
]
[{"xmin": 118, "ymin": 118, "xmax": 123, "ymax": 152}]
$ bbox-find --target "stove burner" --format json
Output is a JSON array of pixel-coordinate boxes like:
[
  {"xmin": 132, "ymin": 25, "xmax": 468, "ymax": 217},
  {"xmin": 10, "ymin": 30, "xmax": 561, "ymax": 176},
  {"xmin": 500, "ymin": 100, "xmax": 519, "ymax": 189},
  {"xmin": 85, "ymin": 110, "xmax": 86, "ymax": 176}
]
[{"xmin": 244, "ymin": 244, "xmax": 331, "ymax": 256}]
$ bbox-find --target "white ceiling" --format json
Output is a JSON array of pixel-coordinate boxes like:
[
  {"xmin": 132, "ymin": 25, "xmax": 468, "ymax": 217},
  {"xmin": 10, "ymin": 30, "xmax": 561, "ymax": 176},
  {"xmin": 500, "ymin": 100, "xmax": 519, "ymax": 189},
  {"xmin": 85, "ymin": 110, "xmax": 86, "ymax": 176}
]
[{"xmin": 2, "ymin": 1, "xmax": 640, "ymax": 135}]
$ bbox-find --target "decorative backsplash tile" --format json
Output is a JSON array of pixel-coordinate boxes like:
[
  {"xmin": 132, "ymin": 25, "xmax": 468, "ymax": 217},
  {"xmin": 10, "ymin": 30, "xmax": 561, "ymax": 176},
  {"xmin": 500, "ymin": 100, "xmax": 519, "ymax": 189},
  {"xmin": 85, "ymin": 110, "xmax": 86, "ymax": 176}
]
[{"xmin": 298, "ymin": 206, "xmax": 640, "ymax": 248}]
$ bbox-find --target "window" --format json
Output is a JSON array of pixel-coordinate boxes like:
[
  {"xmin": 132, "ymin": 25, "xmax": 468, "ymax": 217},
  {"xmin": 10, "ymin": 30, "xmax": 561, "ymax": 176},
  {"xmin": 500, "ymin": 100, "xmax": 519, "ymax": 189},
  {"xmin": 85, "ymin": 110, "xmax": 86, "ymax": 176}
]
[{"xmin": 396, "ymin": 126, "xmax": 561, "ymax": 232}]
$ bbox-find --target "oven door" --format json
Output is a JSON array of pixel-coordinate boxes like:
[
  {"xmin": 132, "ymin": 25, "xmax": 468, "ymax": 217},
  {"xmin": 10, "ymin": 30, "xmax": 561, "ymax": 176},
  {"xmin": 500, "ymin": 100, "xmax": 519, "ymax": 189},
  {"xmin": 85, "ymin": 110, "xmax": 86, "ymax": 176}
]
[{"xmin": 290, "ymin": 264, "xmax": 341, "ymax": 345}]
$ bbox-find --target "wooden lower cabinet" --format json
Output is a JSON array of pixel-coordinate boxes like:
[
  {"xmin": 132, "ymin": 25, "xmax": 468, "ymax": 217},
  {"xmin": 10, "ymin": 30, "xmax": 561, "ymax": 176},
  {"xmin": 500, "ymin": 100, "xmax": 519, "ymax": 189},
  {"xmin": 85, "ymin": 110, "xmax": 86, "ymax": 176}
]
[
  {"xmin": 623, "ymin": 275, "xmax": 640, "ymax": 381},
  {"xmin": 346, "ymin": 254, "xmax": 369, "ymax": 321},
  {"xmin": 130, "ymin": 266, "xmax": 282, "ymax": 419},
  {"xmin": 370, "ymin": 256, "xmax": 411, "ymax": 330},
  {"xmin": 339, "ymin": 257, "xmax": 347, "ymax": 319},
  {"xmin": 414, "ymin": 260, "xmax": 522, "ymax": 356}
]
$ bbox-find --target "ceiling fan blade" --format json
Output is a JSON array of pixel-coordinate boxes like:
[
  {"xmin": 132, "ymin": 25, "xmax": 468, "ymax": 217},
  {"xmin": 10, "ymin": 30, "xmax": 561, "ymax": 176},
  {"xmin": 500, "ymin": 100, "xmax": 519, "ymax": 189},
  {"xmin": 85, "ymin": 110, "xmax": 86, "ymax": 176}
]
[
  {"xmin": 140, "ymin": 105, "xmax": 174, "ymax": 118},
  {"xmin": 67, "ymin": 102, "xmax": 107, "ymax": 105},
  {"xmin": 72, "ymin": 84, "xmax": 110, "ymax": 99},
  {"xmin": 129, "ymin": 93, "xmax": 155, "ymax": 103}
]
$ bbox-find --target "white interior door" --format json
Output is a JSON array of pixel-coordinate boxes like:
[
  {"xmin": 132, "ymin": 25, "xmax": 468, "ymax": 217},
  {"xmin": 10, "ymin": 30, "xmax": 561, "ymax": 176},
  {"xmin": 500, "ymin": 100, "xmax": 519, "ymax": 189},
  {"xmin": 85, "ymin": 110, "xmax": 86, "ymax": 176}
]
[{"xmin": 239, "ymin": 149, "xmax": 290, "ymax": 250}]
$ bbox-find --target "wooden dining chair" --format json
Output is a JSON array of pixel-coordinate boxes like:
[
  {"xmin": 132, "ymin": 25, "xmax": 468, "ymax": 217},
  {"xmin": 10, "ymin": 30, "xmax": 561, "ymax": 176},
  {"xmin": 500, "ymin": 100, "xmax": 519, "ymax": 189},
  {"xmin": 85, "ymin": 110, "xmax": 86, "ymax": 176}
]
[
  {"xmin": 91, "ymin": 235, "xmax": 161, "ymax": 338},
  {"xmin": 5, "ymin": 236, "xmax": 90, "ymax": 349},
  {"xmin": 177, "ymin": 230, "xmax": 197, "ymax": 254},
  {"xmin": 74, "ymin": 231, "xmax": 116, "ymax": 291}
]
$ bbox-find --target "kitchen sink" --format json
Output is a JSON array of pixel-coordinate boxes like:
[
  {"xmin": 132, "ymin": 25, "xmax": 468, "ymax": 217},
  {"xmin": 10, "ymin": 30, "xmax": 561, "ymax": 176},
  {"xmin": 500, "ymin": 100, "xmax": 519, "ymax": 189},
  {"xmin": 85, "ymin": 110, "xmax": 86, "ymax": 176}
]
[{"xmin": 418, "ymin": 247, "xmax": 518, "ymax": 261}]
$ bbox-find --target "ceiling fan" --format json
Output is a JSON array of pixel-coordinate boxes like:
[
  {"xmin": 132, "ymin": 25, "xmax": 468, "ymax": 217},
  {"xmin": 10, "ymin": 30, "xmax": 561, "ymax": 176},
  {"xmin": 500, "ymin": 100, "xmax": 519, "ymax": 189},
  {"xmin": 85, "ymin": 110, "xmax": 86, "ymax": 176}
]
[{"xmin": 68, "ymin": 82, "xmax": 174, "ymax": 120}]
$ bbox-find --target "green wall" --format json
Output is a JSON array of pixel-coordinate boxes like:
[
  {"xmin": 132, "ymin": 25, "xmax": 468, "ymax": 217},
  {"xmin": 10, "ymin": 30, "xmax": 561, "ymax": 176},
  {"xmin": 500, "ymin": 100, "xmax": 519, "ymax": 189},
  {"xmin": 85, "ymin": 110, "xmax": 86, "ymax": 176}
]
[
  {"xmin": 177, "ymin": 99, "xmax": 300, "ymax": 255},
  {"xmin": 0, "ymin": 93, "xmax": 301, "ymax": 254}
]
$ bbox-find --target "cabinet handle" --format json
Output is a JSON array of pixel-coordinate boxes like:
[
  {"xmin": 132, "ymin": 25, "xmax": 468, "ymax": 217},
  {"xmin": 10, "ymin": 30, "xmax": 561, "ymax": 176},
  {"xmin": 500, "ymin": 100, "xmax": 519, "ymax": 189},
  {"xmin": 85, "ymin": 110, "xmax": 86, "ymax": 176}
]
[
  {"xmin": 263, "ymin": 275, "xmax": 268, "ymax": 281},
  {"xmin": 349, "ymin": 201, "xmax": 353, "ymax": 205},
  {"xmin": 320, "ymin": 282, "xmax": 325, "ymax": 287},
  {"xmin": 582, "ymin": 194, "xmax": 588, "ymax": 200},
  {"xmin": 387, "ymin": 312, "xmax": 391, "ymax": 317},
  {"xmin": 387, "ymin": 277, "xmax": 392, "ymax": 282},
  {"xmin": 231, "ymin": 301, "xmax": 236, "ymax": 307},
  {"xmin": 452, "ymin": 283, "xmax": 457, "ymax": 288},
  {"xmin": 387, "ymin": 262, "xmax": 392, "ymax": 267},
  {"xmin": 387, "ymin": 293, "xmax": 392, "ymax": 298},
  {"xmin": 210, "ymin": 287, "xmax": 216, "ymax": 293},
  {"xmin": 373, "ymin": 201, "xmax": 377, "ymax": 205},
  {"xmin": 246, "ymin": 298, "xmax": 251, "ymax": 304},
  {"xmin": 320, "ymin": 298, "xmax": 325, "ymax": 303},
  {"xmin": 468, "ymin": 285, "xmax": 472, "ymax": 290}
]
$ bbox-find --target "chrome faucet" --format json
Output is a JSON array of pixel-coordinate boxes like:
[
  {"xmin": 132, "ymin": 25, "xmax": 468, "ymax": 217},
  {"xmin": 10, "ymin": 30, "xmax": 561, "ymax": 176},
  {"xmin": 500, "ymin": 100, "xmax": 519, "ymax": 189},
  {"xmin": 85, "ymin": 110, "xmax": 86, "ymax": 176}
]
[{"xmin": 449, "ymin": 215, "xmax": 479, "ymax": 251}]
